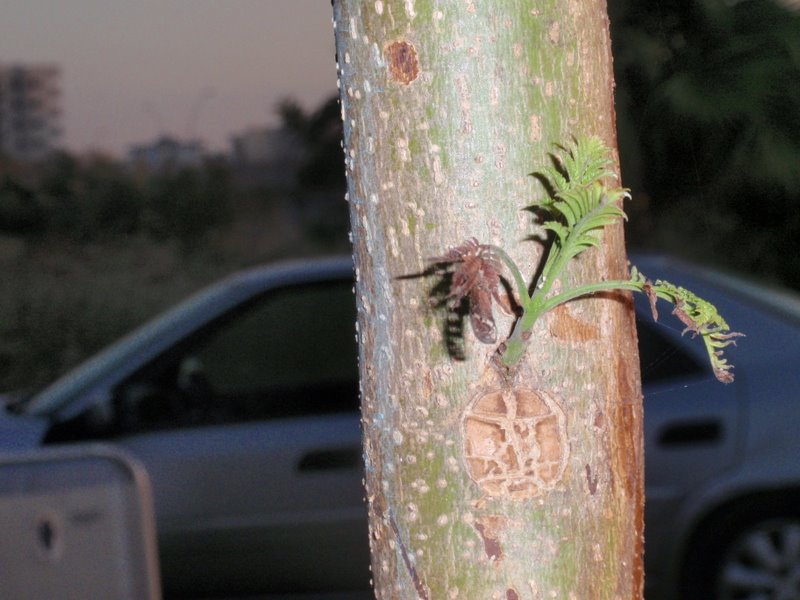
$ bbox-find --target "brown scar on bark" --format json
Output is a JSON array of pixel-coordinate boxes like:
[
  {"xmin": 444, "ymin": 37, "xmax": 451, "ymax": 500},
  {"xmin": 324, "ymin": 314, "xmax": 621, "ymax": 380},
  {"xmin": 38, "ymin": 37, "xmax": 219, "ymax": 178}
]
[
  {"xmin": 506, "ymin": 587, "xmax": 520, "ymax": 600},
  {"xmin": 463, "ymin": 388, "xmax": 568, "ymax": 499},
  {"xmin": 548, "ymin": 304, "xmax": 600, "ymax": 342},
  {"xmin": 474, "ymin": 514, "xmax": 508, "ymax": 563},
  {"xmin": 386, "ymin": 40, "xmax": 419, "ymax": 85},
  {"xmin": 593, "ymin": 410, "xmax": 605, "ymax": 430},
  {"xmin": 585, "ymin": 464, "xmax": 599, "ymax": 495}
]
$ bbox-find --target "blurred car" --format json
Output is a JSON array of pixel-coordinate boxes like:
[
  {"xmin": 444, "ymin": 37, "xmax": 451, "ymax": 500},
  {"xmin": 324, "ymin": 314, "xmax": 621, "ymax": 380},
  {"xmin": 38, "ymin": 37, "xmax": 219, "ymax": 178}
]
[{"xmin": 1, "ymin": 254, "xmax": 798, "ymax": 600}]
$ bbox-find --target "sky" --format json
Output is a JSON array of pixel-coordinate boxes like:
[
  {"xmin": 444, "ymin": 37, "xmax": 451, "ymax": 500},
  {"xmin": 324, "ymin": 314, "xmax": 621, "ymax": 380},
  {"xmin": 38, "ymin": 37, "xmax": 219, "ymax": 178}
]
[{"xmin": 0, "ymin": 1, "xmax": 338, "ymax": 157}]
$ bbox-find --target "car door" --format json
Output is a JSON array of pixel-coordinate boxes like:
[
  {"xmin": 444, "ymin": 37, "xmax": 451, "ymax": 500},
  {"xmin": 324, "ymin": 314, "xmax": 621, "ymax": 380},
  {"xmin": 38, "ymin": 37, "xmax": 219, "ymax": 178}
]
[
  {"xmin": 63, "ymin": 279, "xmax": 369, "ymax": 597},
  {"xmin": 637, "ymin": 314, "xmax": 742, "ymax": 594},
  {"xmin": 639, "ymin": 317, "xmax": 742, "ymax": 492}
]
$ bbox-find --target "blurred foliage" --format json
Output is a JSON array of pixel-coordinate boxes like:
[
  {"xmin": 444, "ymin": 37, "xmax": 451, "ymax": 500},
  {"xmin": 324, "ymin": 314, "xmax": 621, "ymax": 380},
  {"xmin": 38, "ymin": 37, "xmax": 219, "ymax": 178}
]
[
  {"xmin": 143, "ymin": 159, "xmax": 233, "ymax": 250},
  {"xmin": 0, "ymin": 151, "xmax": 233, "ymax": 248},
  {"xmin": 40, "ymin": 153, "xmax": 145, "ymax": 239},
  {"xmin": 611, "ymin": 0, "xmax": 800, "ymax": 287},
  {"xmin": 0, "ymin": 177, "xmax": 43, "ymax": 234},
  {"xmin": 276, "ymin": 96, "xmax": 350, "ymax": 243},
  {"xmin": 277, "ymin": 95, "xmax": 346, "ymax": 190}
]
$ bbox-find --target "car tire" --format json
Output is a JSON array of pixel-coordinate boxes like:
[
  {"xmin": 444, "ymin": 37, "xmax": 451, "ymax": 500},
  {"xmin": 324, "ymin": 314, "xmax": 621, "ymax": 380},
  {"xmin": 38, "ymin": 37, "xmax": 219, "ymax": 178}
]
[{"xmin": 680, "ymin": 494, "xmax": 800, "ymax": 600}]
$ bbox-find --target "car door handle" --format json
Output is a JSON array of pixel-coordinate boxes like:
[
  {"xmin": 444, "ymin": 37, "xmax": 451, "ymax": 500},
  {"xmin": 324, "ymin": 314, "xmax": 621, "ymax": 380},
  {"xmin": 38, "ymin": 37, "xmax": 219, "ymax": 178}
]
[
  {"xmin": 298, "ymin": 447, "xmax": 362, "ymax": 472},
  {"xmin": 658, "ymin": 419, "xmax": 723, "ymax": 447}
]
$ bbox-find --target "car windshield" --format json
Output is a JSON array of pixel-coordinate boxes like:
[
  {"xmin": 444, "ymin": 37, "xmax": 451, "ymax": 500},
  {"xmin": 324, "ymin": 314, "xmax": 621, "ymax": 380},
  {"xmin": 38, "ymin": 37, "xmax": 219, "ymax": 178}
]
[{"xmin": 693, "ymin": 266, "xmax": 800, "ymax": 325}]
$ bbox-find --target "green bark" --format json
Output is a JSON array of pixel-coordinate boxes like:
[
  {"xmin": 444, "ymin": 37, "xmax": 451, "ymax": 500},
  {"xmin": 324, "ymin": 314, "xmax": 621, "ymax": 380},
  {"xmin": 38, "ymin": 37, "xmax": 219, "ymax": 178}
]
[{"xmin": 333, "ymin": 1, "xmax": 643, "ymax": 598}]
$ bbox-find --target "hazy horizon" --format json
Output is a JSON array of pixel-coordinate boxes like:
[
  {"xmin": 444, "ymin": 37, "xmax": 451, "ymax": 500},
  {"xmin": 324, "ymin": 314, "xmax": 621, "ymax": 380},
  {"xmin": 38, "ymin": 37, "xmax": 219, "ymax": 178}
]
[{"xmin": 0, "ymin": 1, "xmax": 338, "ymax": 157}]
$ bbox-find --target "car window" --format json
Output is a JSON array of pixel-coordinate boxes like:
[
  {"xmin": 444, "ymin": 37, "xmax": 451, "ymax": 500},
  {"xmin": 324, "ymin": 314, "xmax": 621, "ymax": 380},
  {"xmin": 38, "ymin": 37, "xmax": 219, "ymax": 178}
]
[
  {"xmin": 182, "ymin": 280, "xmax": 360, "ymax": 420},
  {"xmin": 197, "ymin": 283, "xmax": 356, "ymax": 395},
  {"xmin": 636, "ymin": 319, "xmax": 705, "ymax": 384},
  {"xmin": 45, "ymin": 280, "xmax": 359, "ymax": 441},
  {"xmin": 127, "ymin": 280, "xmax": 359, "ymax": 431}
]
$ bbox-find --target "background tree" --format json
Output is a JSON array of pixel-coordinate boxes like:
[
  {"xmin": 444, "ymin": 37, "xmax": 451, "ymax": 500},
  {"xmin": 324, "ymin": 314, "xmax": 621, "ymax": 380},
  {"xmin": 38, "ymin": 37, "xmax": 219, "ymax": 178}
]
[
  {"xmin": 334, "ymin": 1, "xmax": 644, "ymax": 598},
  {"xmin": 144, "ymin": 160, "xmax": 233, "ymax": 250},
  {"xmin": 612, "ymin": 0, "xmax": 800, "ymax": 287},
  {"xmin": 277, "ymin": 95, "xmax": 346, "ymax": 190}
]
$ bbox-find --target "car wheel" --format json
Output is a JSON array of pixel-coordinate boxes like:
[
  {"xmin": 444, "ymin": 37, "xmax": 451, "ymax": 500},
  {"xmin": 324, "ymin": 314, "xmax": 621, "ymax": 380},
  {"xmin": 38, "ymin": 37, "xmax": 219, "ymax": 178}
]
[{"xmin": 681, "ymin": 500, "xmax": 800, "ymax": 600}]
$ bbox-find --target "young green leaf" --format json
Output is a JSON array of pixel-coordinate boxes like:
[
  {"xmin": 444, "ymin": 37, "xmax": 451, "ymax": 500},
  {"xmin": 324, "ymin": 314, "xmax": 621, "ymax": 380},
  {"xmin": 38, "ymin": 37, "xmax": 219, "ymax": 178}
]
[{"xmin": 630, "ymin": 269, "xmax": 744, "ymax": 383}]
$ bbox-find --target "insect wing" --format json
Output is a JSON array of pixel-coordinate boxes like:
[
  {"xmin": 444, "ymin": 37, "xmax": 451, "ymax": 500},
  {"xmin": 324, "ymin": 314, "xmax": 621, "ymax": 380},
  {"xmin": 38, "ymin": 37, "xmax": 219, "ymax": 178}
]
[{"xmin": 469, "ymin": 287, "xmax": 497, "ymax": 344}]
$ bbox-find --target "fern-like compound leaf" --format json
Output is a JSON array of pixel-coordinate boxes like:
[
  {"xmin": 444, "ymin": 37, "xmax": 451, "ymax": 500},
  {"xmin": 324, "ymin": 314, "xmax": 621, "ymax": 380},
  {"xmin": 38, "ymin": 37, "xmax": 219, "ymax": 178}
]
[
  {"xmin": 542, "ymin": 220, "xmax": 569, "ymax": 244},
  {"xmin": 536, "ymin": 137, "xmax": 616, "ymax": 200},
  {"xmin": 630, "ymin": 269, "xmax": 744, "ymax": 383},
  {"xmin": 557, "ymin": 137, "xmax": 617, "ymax": 187},
  {"xmin": 537, "ymin": 164, "xmax": 569, "ymax": 196},
  {"xmin": 535, "ymin": 137, "xmax": 628, "ymax": 262},
  {"xmin": 548, "ymin": 183, "xmax": 627, "ymax": 263}
]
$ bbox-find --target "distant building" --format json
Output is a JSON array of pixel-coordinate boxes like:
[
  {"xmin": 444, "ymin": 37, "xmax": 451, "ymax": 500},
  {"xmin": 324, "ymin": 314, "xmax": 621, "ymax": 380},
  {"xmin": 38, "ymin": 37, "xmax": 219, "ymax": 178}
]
[
  {"xmin": 0, "ymin": 63, "xmax": 62, "ymax": 162},
  {"xmin": 128, "ymin": 135, "xmax": 205, "ymax": 172}
]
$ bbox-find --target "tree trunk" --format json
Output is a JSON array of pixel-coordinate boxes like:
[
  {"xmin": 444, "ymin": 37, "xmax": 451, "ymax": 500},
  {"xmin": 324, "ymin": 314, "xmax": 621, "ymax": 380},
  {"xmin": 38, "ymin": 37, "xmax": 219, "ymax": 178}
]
[{"xmin": 333, "ymin": 1, "xmax": 644, "ymax": 598}]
